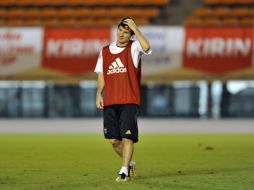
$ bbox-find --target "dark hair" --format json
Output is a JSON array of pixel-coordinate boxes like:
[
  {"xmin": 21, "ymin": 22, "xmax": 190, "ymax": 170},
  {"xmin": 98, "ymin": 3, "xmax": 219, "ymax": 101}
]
[{"xmin": 117, "ymin": 16, "xmax": 135, "ymax": 36}]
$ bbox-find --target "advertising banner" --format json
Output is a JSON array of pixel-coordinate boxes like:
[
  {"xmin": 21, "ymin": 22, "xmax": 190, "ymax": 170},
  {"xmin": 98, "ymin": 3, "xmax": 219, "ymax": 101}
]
[
  {"xmin": 1, "ymin": 27, "xmax": 254, "ymax": 81},
  {"xmin": 42, "ymin": 28, "xmax": 111, "ymax": 75},
  {"xmin": 0, "ymin": 28, "xmax": 43, "ymax": 76},
  {"xmin": 183, "ymin": 28, "xmax": 253, "ymax": 74},
  {"xmin": 141, "ymin": 26, "xmax": 184, "ymax": 76}
]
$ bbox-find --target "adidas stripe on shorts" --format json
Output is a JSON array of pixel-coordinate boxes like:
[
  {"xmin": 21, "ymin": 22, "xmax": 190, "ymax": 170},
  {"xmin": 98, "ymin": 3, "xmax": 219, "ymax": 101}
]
[{"xmin": 103, "ymin": 104, "xmax": 139, "ymax": 143}]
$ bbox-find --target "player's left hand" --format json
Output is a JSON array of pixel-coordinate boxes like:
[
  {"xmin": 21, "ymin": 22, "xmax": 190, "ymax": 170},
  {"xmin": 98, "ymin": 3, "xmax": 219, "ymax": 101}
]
[{"xmin": 123, "ymin": 18, "xmax": 137, "ymax": 33}]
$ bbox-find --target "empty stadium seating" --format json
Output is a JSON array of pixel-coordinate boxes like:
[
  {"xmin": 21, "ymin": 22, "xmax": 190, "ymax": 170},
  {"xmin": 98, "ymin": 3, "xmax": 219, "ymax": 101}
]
[
  {"xmin": 0, "ymin": 0, "xmax": 170, "ymax": 26},
  {"xmin": 186, "ymin": 0, "xmax": 254, "ymax": 26},
  {"xmin": 204, "ymin": 0, "xmax": 254, "ymax": 5}
]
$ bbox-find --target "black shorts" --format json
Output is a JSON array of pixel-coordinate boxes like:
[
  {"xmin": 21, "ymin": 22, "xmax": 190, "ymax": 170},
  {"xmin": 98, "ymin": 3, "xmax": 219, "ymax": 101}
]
[{"xmin": 103, "ymin": 104, "xmax": 139, "ymax": 143}]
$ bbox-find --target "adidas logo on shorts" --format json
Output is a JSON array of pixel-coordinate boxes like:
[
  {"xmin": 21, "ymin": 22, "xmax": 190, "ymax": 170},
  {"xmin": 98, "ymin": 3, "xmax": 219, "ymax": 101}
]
[
  {"xmin": 107, "ymin": 58, "xmax": 127, "ymax": 75},
  {"xmin": 125, "ymin": 130, "xmax": 132, "ymax": 135}
]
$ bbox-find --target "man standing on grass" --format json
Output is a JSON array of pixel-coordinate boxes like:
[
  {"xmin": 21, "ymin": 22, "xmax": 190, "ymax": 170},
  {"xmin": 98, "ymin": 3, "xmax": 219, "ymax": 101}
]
[{"xmin": 95, "ymin": 16, "xmax": 151, "ymax": 182}]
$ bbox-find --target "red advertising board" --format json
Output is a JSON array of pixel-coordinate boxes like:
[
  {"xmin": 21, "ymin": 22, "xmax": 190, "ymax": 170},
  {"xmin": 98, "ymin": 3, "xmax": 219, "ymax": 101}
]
[
  {"xmin": 42, "ymin": 28, "xmax": 110, "ymax": 74},
  {"xmin": 183, "ymin": 28, "xmax": 253, "ymax": 74}
]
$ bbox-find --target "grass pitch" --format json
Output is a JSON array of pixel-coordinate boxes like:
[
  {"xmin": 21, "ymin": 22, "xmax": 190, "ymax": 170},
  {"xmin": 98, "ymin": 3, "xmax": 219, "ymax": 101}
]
[{"xmin": 0, "ymin": 133, "xmax": 253, "ymax": 190}]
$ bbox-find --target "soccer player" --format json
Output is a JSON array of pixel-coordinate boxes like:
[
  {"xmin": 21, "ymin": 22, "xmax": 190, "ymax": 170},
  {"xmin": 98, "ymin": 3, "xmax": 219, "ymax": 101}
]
[{"xmin": 95, "ymin": 16, "xmax": 151, "ymax": 182}]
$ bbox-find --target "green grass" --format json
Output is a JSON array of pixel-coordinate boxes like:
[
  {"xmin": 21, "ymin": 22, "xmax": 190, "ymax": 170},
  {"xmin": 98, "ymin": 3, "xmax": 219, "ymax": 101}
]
[{"xmin": 0, "ymin": 134, "xmax": 254, "ymax": 190}]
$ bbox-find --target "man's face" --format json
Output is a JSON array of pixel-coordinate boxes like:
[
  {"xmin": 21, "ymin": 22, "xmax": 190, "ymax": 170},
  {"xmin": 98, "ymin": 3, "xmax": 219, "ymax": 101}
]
[{"xmin": 117, "ymin": 25, "xmax": 132, "ymax": 45}]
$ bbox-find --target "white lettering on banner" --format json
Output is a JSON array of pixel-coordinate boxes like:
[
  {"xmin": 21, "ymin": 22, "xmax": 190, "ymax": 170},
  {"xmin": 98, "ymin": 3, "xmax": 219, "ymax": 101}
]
[
  {"xmin": 187, "ymin": 38, "xmax": 251, "ymax": 57},
  {"xmin": 47, "ymin": 39, "xmax": 108, "ymax": 57}
]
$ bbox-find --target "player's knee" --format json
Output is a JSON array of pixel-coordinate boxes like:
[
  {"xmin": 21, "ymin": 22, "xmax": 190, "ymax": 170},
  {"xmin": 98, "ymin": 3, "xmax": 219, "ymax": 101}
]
[
  {"xmin": 122, "ymin": 138, "xmax": 133, "ymax": 144},
  {"xmin": 109, "ymin": 139, "xmax": 121, "ymax": 147}
]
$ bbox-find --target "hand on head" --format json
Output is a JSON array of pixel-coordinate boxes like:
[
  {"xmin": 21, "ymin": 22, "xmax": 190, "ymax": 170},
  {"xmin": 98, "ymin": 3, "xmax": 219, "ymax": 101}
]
[{"xmin": 122, "ymin": 18, "xmax": 137, "ymax": 32}]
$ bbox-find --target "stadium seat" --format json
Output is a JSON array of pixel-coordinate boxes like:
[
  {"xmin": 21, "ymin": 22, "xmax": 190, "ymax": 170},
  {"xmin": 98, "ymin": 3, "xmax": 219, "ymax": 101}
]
[
  {"xmin": 115, "ymin": 0, "xmax": 170, "ymax": 5},
  {"xmin": 43, "ymin": 18, "xmax": 60, "ymax": 27},
  {"xmin": 61, "ymin": 18, "xmax": 79, "ymax": 27},
  {"xmin": 239, "ymin": 0, "xmax": 254, "ymax": 5},
  {"xmin": 90, "ymin": 8, "xmax": 108, "ymax": 17},
  {"xmin": 79, "ymin": 18, "xmax": 95, "ymax": 26},
  {"xmin": 80, "ymin": 0, "xmax": 98, "ymax": 5},
  {"xmin": 221, "ymin": 0, "xmax": 239, "ymax": 5},
  {"xmin": 40, "ymin": 9, "xmax": 57, "ymax": 18},
  {"xmin": 0, "ymin": 0, "xmax": 15, "ymax": 6},
  {"xmin": 194, "ymin": 7, "xmax": 213, "ymax": 18},
  {"xmin": 116, "ymin": 0, "xmax": 135, "ymax": 5},
  {"xmin": 126, "ymin": 8, "xmax": 159, "ymax": 18},
  {"xmin": 203, "ymin": 17, "xmax": 222, "ymax": 26},
  {"xmin": 107, "ymin": 7, "xmax": 125, "ymax": 17},
  {"xmin": 213, "ymin": 7, "xmax": 231, "ymax": 18},
  {"xmin": 231, "ymin": 7, "xmax": 250, "ymax": 17},
  {"xmin": 75, "ymin": 8, "xmax": 92, "ymax": 17},
  {"xmin": 203, "ymin": 0, "xmax": 221, "ymax": 5},
  {"xmin": 100, "ymin": 0, "xmax": 116, "ymax": 5},
  {"xmin": 48, "ymin": 0, "xmax": 66, "ymax": 6},
  {"xmin": 250, "ymin": 8, "xmax": 254, "ymax": 16},
  {"xmin": 150, "ymin": 0, "xmax": 170, "ymax": 5},
  {"xmin": 219, "ymin": 0, "xmax": 254, "ymax": 5},
  {"xmin": 25, "ymin": 9, "xmax": 40, "ymax": 18},
  {"xmin": 116, "ymin": 0, "xmax": 151, "ymax": 5},
  {"xmin": 33, "ymin": 0, "xmax": 50, "ymax": 6},
  {"xmin": 58, "ymin": 8, "xmax": 75, "ymax": 18},
  {"xmin": 95, "ymin": 18, "xmax": 116, "ymax": 26},
  {"xmin": 184, "ymin": 17, "xmax": 203, "ymax": 26},
  {"xmin": 24, "ymin": 18, "xmax": 42, "ymax": 26},
  {"xmin": 126, "ymin": 8, "xmax": 144, "ymax": 18},
  {"xmin": 131, "ymin": 0, "xmax": 151, "ymax": 5},
  {"xmin": 15, "ymin": 0, "xmax": 33, "ymax": 6},
  {"xmin": 222, "ymin": 18, "xmax": 239, "ymax": 26},
  {"xmin": 240, "ymin": 17, "xmax": 254, "ymax": 25},
  {"xmin": 115, "ymin": 0, "xmax": 157, "ymax": 5},
  {"xmin": 6, "ymin": 19, "xmax": 24, "ymax": 26},
  {"xmin": 8, "ymin": 9, "xmax": 25, "ymax": 18},
  {"xmin": 66, "ymin": 0, "xmax": 82, "ymax": 6},
  {"xmin": 87, "ymin": 7, "xmax": 157, "ymax": 18},
  {"xmin": 0, "ymin": 9, "xmax": 6, "ymax": 18},
  {"xmin": 135, "ymin": 18, "xmax": 149, "ymax": 25},
  {"xmin": 0, "ymin": 19, "xmax": 6, "ymax": 26},
  {"xmin": 142, "ymin": 8, "xmax": 160, "ymax": 17}
]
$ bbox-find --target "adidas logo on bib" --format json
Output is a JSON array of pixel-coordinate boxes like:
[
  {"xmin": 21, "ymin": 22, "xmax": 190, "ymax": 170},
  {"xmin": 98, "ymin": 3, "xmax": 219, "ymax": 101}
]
[{"xmin": 107, "ymin": 58, "xmax": 127, "ymax": 75}]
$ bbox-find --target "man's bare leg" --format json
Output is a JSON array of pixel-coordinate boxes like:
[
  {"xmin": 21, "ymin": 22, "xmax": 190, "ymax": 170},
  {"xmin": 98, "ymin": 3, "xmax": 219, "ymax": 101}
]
[
  {"xmin": 122, "ymin": 138, "xmax": 134, "ymax": 167},
  {"xmin": 109, "ymin": 139, "xmax": 123, "ymax": 157},
  {"xmin": 109, "ymin": 139, "xmax": 134, "ymax": 165},
  {"xmin": 109, "ymin": 138, "xmax": 135, "ymax": 181}
]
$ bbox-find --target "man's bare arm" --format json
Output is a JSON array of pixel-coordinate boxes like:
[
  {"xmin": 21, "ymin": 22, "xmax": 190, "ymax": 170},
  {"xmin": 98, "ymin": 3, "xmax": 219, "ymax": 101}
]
[
  {"xmin": 124, "ymin": 18, "xmax": 151, "ymax": 53},
  {"xmin": 96, "ymin": 73, "xmax": 104, "ymax": 109}
]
